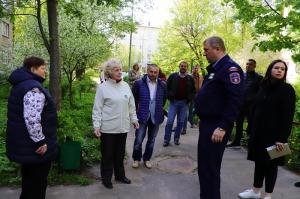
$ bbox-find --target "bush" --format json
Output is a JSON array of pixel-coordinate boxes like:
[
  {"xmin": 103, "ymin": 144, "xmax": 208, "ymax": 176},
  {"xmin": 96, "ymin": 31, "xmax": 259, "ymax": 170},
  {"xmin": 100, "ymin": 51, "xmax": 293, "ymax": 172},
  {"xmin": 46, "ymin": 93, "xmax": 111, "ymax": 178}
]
[
  {"xmin": 286, "ymin": 81, "xmax": 300, "ymax": 171},
  {"xmin": 286, "ymin": 94, "xmax": 300, "ymax": 171},
  {"xmin": 0, "ymin": 83, "xmax": 20, "ymax": 185},
  {"xmin": 57, "ymin": 92, "xmax": 101, "ymax": 165},
  {"xmin": 287, "ymin": 125, "xmax": 300, "ymax": 170}
]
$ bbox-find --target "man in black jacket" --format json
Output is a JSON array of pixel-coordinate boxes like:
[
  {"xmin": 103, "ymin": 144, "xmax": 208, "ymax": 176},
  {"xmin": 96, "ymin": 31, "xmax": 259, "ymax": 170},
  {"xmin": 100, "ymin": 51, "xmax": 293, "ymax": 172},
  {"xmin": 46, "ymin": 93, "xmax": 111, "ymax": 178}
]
[
  {"xmin": 227, "ymin": 59, "xmax": 263, "ymax": 147},
  {"xmin": 163, "ymin": 61, "xmax": 195, "ymax": 146}
]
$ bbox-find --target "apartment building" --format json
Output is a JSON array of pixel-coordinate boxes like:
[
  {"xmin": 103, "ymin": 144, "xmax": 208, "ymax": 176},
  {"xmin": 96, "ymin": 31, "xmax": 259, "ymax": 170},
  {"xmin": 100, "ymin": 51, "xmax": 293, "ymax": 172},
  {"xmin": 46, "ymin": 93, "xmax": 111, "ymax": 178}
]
[
  {"xmin": 0, "ymin": 18, "xmax": 12, "ymax": 68},
  {"xmin": 121, "ymin": 24, "xmax": 160, "ymax": 67}
]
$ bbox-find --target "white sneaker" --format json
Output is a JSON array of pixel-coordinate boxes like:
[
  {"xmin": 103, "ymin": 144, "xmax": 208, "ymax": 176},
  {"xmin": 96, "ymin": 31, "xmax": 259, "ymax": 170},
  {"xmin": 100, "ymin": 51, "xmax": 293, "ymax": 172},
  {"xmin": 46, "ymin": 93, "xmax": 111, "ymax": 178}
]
[
  {"xmin": 263, "ymin": 196, "xmax": 271, "ymax": 199},
  {"xmin": 132, "ymin": 160, "xmax": 140, "ymax": 168},
  {"xmin": 238, "ymin": 189, "xmax": 261, "ymax": 199},
  {"xmin": 144, "ymin": 161, "xmax": 152, "ymax": 169}
]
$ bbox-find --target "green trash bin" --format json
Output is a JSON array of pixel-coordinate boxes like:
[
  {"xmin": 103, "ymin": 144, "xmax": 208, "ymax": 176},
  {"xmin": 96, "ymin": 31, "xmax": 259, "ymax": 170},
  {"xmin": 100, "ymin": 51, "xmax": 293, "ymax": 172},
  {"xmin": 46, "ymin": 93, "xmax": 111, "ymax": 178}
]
[{"xmin": 60, "ymin": 140, "xmax": 81, "ymax": 170}]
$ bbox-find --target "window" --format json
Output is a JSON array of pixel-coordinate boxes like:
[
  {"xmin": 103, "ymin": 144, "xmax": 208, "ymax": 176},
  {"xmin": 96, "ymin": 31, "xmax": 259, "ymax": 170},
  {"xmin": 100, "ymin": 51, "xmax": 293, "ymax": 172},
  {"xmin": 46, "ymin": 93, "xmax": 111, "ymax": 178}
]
[
  {"xmin": 0, "ymin": 47, "xmax": 9, "ymax": 64},
  {"xmin": 2, "ymin": 21, "xmax": 9, "ymax": 37}
]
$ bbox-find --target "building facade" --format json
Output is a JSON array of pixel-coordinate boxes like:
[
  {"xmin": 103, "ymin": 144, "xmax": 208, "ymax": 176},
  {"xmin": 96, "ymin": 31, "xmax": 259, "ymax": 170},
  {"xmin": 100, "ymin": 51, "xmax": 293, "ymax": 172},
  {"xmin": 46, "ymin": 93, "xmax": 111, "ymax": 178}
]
[
  {"xmin": 0, "ymin": 18, "xmax": 13, "ymax": 68},
  {"xmin": 121, "ymin": 24, "xmax": 160, "ymax": 68}
]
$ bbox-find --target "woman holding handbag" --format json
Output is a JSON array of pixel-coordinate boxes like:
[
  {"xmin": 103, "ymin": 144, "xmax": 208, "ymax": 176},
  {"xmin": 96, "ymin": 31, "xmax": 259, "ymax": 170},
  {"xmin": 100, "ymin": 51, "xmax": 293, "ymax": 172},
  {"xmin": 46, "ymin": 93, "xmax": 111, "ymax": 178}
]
[{"xmin": 238, "ymin": 60, "xmax": 296, "ymax": 199}]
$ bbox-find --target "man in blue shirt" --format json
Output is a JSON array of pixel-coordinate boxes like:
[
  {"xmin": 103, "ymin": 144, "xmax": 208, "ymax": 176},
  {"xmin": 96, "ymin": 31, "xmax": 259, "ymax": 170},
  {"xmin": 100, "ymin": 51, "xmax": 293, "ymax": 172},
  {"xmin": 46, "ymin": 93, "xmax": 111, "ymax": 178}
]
[
  {"xmin": 131, "ymin": 64, "xmax": 167, "ymax": 169},
  {"xmin": 195, "ymin": 36, "xmax": 244, "ymax": 199}
]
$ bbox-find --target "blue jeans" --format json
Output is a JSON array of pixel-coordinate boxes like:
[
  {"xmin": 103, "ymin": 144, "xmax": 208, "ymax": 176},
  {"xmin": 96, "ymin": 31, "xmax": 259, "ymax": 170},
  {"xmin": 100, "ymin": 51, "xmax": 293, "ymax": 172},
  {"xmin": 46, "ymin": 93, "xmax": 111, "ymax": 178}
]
[
  {"xmin": 164, "ymin": 100, "xmax": 188, "ymax": 143},
  {"xmin": 132, "ymin": 119, "xmax": 159, "ymax": 161},
  {"xmin": 184, "ymin": 101, "xmax": 195, "ymax": 129}
]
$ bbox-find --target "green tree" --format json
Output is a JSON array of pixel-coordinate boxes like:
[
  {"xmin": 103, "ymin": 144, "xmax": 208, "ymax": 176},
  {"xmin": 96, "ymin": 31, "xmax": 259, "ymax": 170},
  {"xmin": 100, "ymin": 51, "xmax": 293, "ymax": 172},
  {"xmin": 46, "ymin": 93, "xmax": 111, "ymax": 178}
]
[
  {"xmin": 112, "ymin": 44, "xmax": 141, "ymax": 72},
  {"xmin": 153, "ymin": 0, "xmax": 250, "ymax": 74},
  {"xmin": 1, "ymin": 0, "xmax": 61, "ymax": 109},
  {"xmin": 11, "ymin": 1, "xmax": 134, "ymax": 105},
  {"xmin": 0, "ymin": 0, "xmax": 134, "ymax": 109},
  {"xmin": 228, "ymin": 0, "xmax": 300, "ymax": 63}
]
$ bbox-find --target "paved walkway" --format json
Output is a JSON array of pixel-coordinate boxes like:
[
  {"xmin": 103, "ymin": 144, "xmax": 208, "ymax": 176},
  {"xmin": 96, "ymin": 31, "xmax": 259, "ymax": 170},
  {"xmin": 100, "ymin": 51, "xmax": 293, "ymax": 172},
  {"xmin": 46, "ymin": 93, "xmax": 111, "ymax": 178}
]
[{"xmin": 0, "ymin": 122, "xmax": 299, "ymax": 199}]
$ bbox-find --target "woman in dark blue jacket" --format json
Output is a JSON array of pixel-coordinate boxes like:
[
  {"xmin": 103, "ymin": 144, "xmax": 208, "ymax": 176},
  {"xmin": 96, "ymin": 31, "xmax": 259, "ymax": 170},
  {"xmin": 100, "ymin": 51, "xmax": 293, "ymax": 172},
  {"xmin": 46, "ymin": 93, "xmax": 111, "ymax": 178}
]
[{"xmin": 6, "ymin": 56, "xmax": 58, "ymax": 199}]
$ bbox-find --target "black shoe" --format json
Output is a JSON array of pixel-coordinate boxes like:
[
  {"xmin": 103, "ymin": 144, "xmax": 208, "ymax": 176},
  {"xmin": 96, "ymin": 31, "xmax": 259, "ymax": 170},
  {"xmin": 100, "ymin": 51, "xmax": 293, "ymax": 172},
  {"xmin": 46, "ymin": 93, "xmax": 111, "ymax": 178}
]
[
  {"xmin": 226, "ymin": 142, "xmax": 240, "ymax": 147},
  {"xmin": 115, "ymin": 176, "xmax": 131, "ymax": 184},
  {"xmin": 102, "ymin": 181, "xmax": 113, "ymax": 189},
  {"xmin": 163, "ymin": 142, "xmax": 169, "ymax": 147},
  {"xmin": 181, "ymin": 129, "xmax": 186, "ymax": 135},
  {"xmin": 295, "ymin": 182, "xmax": 300, "ymax": 187},
  {"xmin": 174, "ymin": 141, "xmax": 180, "ymax": 145}
]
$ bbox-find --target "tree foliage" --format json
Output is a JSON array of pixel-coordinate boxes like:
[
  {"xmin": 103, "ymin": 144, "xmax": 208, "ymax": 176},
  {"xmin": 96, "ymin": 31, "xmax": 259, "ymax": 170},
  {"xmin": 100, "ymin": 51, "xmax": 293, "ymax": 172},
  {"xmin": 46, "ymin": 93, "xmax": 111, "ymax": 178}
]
[
  {"xmin": 59, "ymin": 1, "xmax": 132, "ymax": 105},
  {"xmin": 153, "ymin": 0, "xmax": 249, "ymax": 74},
  {"xmin": 112, "ymin": 44, "xmax": 141, "ymax": 72},
  {"xmin": 228, "ymin": 0, "xmax": 300, "ymax": 62},
  {"xmin": 11, "ymin": 0, "xmax": 134, "ymax": 105}
]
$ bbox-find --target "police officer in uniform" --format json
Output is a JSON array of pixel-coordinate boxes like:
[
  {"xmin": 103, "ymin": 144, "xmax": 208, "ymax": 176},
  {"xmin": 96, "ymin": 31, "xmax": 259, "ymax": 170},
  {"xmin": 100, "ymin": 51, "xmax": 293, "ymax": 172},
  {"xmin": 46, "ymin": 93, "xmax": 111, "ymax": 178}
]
[{"xmin": 195, "ymin": 36, "xmax": 244, "ymax": 199}]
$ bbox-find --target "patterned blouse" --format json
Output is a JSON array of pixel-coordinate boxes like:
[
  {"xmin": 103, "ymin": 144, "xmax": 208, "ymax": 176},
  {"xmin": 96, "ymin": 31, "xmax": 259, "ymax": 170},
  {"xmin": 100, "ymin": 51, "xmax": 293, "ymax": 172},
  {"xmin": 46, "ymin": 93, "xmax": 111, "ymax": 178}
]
[{"xmin": 23, "ymin": 88, "xmax": 45, "ymax": 142}]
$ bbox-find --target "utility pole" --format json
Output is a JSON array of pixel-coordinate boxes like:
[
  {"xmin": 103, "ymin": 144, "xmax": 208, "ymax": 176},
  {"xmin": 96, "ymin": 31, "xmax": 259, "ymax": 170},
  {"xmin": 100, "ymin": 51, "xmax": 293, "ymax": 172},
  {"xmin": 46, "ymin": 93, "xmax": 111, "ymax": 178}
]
[{"xmin": 128, "ymin": 0, "xmax": 134, "ymax": 70}]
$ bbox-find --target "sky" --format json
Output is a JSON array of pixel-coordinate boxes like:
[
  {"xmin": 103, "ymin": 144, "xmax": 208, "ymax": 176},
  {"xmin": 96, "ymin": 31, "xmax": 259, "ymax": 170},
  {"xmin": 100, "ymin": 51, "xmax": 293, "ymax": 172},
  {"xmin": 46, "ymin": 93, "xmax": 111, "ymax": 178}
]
[{"xmin": 138, "ymin": 0, "xmax": 175, "ymax": 27}]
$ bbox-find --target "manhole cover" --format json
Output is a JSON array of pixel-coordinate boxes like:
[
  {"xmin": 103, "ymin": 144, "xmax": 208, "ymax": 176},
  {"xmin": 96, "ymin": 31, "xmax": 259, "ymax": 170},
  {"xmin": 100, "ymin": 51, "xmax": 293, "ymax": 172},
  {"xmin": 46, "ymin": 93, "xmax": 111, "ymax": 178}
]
[{"xmin": 155, "ymin": 156, "xmax": 197, "ymax": 174}]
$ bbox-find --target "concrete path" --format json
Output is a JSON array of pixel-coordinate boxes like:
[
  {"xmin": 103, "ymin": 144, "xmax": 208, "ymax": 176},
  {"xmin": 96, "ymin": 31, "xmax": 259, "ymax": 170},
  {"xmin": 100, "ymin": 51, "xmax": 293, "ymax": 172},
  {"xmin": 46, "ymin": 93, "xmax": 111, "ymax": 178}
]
[{"xmin": 0, "ymin": 122, "xmax": 299, "ymax": 199}]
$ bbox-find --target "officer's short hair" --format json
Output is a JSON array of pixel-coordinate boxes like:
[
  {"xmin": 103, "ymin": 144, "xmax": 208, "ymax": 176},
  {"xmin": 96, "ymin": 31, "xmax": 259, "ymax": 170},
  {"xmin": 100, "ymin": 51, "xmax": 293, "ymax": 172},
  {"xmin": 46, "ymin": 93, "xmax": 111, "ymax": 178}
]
[{"xmin": 204, "ymin": 36, "xmax": 226, "ymax": 51}]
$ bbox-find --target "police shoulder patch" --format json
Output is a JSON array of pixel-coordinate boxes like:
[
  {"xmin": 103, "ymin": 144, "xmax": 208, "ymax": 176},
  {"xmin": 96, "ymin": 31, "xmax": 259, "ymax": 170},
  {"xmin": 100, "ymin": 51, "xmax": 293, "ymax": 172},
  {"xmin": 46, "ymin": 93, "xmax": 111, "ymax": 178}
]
[
  {"xmin": 228, "ymin": 67, "xmax": 239, "ymax": 72},
  {"xmin": 229, "ymin": 72, "xmax": 241, "ymax": 84}
]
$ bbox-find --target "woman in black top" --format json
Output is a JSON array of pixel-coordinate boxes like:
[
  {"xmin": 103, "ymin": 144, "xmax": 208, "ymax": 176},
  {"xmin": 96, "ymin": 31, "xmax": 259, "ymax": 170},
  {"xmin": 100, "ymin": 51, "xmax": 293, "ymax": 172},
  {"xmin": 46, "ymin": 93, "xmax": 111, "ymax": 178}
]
[{"xmin": 238, "ymin": 60, "xmax": 296, "ymax": 199}]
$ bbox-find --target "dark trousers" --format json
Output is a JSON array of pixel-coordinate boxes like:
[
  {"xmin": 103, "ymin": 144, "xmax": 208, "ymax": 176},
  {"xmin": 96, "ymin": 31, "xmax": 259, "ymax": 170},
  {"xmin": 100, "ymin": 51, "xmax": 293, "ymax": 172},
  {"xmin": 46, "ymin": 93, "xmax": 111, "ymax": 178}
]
[
  {"xmin": 132, "ymin": 118, "xmax": 159, "ymax": 161},
  {"xmin": 100, "ymin": 133, "xmax": 127, "ymax": 183},
  {"xmin": 232, "ymin": 105, "xmax": 252, "ymax": 144},
  {"xmin": 198, "ymin": 120, "xmax": 232, "ymax": 199},
  {"xmin": 20, "ymin": 161, "xmax": 51, "ymax": 199},
  {"xmin": 253, "ymin": 161, "xmax": 278, "ymax": 193}
]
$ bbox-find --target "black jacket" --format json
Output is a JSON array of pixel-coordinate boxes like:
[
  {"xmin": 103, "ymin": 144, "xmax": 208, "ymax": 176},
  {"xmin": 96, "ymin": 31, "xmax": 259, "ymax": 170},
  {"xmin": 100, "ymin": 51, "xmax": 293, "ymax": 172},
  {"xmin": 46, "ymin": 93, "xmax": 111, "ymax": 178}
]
[
  {"xmin": 247, "ymin": 81, "xmax": 295, "ymax": 165},
  {"xmin": 166, "ymin": 72, "xmax": 195, "ymax": 102},
  {"xmin": 243, "ymin": 71, "xmax": 263, "ymax": 104}
]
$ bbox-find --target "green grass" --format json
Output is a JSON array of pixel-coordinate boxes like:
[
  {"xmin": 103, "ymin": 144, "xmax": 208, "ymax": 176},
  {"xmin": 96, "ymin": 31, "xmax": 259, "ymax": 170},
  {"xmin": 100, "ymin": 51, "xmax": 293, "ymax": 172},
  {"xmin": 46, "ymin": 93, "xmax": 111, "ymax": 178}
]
[{"xmin": 48, "ymin": 164, "xmax": 96, "ymax": 186}]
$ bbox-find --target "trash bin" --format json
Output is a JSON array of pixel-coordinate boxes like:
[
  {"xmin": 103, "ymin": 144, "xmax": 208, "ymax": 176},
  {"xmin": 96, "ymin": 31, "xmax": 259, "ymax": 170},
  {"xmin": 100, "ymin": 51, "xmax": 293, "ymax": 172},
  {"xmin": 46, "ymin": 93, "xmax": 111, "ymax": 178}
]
[{"xmin": 60, "ymin": 140, "xmax": 81, "ymax": 170}]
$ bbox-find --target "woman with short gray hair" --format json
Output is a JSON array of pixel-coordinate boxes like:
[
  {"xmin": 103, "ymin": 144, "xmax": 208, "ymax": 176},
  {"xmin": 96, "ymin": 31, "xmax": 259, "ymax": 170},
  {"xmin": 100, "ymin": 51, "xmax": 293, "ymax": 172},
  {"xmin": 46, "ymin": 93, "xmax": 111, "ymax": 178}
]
[{"xmin": 92, "ymin": 58, "xmax": 139, "ymax": 189}]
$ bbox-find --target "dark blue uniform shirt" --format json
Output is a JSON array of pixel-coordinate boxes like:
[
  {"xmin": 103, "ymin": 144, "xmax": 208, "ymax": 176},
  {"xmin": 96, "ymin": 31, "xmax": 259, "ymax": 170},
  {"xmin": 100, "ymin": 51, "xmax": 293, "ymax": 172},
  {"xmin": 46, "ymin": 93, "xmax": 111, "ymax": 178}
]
[{"xmin": 195, "ymin": 54, "xmax": 244, "ymax": 131}]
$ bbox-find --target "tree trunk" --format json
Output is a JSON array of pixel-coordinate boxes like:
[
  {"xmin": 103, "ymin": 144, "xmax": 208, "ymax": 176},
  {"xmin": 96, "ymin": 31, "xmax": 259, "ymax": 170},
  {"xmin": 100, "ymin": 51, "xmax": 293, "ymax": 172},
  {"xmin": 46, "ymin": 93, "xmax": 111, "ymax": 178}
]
[
  {"xmin": 68, "ymin": 74, "xmax": 74, "ymax": 107},
  {"xmin": 47, "ymin": 0, "xmax": 61, "ymax": 110},
  {"xmin": 75, "ymin": 67, "xmax": 85, "ymax": 80}
]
